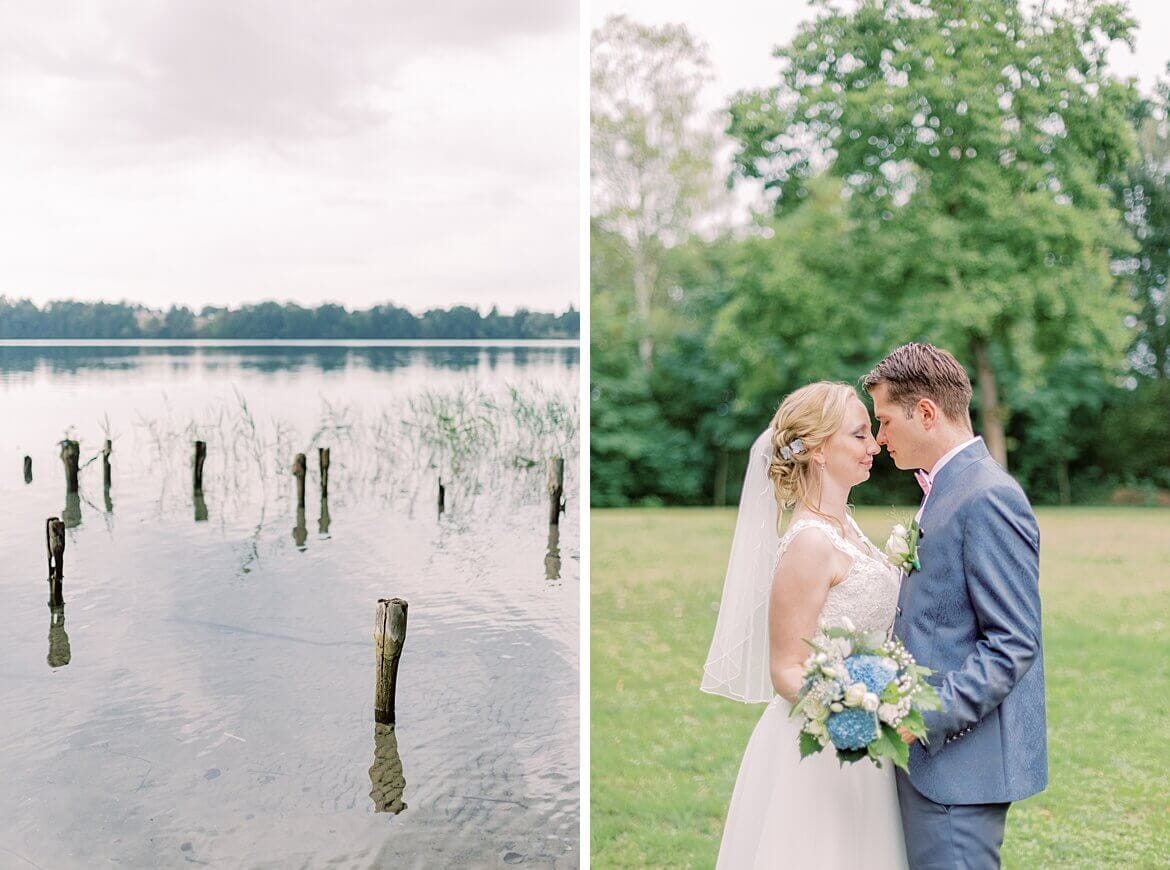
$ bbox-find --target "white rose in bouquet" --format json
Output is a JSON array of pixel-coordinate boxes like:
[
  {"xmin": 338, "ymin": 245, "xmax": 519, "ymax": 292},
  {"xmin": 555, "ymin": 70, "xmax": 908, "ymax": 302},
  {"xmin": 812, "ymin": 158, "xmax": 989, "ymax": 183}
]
[{"xmin": 844, "ymin": 682, "xmax": 868, "ymax": 707}]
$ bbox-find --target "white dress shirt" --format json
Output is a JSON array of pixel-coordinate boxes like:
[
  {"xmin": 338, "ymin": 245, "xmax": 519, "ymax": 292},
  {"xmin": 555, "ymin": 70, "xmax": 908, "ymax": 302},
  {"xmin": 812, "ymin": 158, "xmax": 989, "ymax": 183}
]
[{"xmin": 915, "ymin": 435, "xmax": 983, "ymax": 523}]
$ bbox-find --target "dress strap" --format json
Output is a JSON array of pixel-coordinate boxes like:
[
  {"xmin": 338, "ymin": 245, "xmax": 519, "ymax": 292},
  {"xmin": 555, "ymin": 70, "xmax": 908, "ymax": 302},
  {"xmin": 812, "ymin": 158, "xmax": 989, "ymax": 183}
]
[
  {"xmin": 777, "ymin": 517, "xmax": 865, "ymax": 562},
  {"xmin": 846, "ymin": 513, "xmax": 885, "ymax": 560}
]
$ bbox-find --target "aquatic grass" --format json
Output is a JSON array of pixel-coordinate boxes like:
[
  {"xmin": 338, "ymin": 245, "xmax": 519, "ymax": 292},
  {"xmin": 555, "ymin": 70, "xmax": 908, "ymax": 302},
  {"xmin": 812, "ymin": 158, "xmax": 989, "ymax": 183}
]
[{"xmin": 119, "ymin": 381, "xmax": 577, "ymax": 523}]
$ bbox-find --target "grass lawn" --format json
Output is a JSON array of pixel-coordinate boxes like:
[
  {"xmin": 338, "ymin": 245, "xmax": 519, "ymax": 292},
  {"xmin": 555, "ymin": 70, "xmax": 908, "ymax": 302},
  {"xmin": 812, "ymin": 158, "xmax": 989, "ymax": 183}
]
[{"xmin": 591, "ymin": 507, "xmax": 1170, "ymax": 868}]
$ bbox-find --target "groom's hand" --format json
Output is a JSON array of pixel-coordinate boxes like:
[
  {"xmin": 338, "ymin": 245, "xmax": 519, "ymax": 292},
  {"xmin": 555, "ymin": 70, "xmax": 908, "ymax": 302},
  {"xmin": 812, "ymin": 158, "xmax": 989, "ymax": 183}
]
[{"xmin": 897, "ymin": 727, "xmax": 918, "ymax": 745}]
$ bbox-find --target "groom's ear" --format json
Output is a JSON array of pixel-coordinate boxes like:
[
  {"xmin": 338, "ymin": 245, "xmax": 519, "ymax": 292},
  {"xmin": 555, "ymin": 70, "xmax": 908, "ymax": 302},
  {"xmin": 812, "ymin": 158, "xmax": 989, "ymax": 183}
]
[{"xmin": 916, "ymin": 397, "xmax": 941, "ymax": 430}]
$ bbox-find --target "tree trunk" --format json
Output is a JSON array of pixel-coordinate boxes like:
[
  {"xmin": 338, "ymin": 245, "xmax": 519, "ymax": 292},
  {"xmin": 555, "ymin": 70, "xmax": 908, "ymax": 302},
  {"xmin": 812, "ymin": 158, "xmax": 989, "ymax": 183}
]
[
  {"xmin": 971, "ymin": 337, "xmax": 1008, "ymax": 470},
  {"xmin": 633, "ymin": 246, "xmax": 656, "ymax": 369},
  {"xmin": 1057, "ymin": 457, "xmax": 1071, "ymax": 506},
  {"xmin": 713, "ymin": 449, "xmax": 728, "ymax": 507}
]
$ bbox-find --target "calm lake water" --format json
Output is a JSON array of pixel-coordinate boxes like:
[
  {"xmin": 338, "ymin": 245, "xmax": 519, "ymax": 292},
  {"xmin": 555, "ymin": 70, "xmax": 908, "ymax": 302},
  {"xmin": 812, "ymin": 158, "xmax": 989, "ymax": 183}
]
[{"xmin": 0, "ymin": 342, "xmax": 580, "ymax": 869}]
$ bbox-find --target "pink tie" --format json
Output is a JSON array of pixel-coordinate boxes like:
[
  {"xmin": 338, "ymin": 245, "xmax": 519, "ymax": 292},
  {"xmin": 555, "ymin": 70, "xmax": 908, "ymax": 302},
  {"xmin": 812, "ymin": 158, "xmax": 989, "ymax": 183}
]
[{"xmin": 914, "ymin": 470, "xmax": 932, "ymax": 495}]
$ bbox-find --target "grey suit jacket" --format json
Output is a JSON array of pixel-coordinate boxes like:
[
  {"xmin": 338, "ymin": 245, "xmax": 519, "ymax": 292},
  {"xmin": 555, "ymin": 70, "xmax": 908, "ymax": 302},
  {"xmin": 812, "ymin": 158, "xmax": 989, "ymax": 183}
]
[{"xmin": 892, "ymin": 439, "xmax": 1048, "ymax": 805}]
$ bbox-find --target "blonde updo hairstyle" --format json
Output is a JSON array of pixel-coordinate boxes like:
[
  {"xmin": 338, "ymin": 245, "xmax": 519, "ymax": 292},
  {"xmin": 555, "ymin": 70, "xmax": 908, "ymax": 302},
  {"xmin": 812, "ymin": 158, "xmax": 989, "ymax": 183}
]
[{"xmin": 768, "ymin": 381, "xmax": 859, "ymax": 533}]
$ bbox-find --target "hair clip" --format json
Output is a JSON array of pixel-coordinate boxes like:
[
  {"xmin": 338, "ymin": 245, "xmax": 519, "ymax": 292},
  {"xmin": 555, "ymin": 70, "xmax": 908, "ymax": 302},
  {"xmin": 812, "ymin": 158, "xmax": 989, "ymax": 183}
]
[{"xmin": 779, "ymin": 438, "xmax": 805, "ymax": 460}]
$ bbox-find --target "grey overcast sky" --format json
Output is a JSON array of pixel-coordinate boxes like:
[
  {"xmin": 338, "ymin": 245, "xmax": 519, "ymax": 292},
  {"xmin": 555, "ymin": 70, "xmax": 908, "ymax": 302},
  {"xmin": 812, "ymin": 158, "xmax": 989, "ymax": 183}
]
[
  {"xmin": 0, "ymin": 1, "xmax": 578, "ymax": 313},
  {"xmin": 592, "ymin": 0, "xmax": 1170, "ymax": 124}
]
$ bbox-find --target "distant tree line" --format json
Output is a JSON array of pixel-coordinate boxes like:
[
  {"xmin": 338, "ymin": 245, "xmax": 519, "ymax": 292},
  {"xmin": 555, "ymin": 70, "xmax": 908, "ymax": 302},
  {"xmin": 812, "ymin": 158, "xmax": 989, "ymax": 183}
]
[{"xmin": 0, "ymin": 299, "xmax": 579, "ymax": 340}]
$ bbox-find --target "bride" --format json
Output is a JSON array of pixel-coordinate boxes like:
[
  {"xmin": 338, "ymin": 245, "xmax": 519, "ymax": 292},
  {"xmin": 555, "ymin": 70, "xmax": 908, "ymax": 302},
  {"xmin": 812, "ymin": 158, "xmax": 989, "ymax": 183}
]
[{"xmin": 701, "ymin": 381, "xmax": 908, "ymax": 868}]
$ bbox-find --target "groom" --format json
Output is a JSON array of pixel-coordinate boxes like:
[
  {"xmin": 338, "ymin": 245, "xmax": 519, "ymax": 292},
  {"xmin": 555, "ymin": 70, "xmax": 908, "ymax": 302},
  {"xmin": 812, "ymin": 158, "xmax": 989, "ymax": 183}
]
[{"xmin": 863, "ymin": 343, "xmax": 1047, "ymax": 869}]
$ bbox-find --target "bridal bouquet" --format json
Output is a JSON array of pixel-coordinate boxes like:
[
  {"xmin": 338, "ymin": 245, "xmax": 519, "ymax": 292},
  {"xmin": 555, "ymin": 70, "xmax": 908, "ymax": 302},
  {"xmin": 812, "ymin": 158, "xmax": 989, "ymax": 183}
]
[{"xmin": 791, "ymin": 619, "xmax": 940, "ymax": 770}]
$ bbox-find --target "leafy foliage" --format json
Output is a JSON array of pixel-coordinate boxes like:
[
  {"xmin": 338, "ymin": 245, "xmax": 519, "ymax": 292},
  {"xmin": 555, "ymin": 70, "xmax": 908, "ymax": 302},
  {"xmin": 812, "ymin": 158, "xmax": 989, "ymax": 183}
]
[{"xmin": 590, "ymin": 2, "xmax": 1168, "ymax": 505}]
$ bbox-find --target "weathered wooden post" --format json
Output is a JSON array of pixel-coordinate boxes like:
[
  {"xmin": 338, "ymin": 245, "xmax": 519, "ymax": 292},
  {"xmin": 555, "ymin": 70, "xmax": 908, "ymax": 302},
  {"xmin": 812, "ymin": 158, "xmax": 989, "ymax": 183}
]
[
  {"xmin": 437, "ymin": 478, "xmax": 445, "ymax": 515},
  {"xmin": 318, "ymin": 447, "xmax": 330, "ymax": 499},
  {"xmin": 194, "ymin": 490, "xmax": 208, "ymax": 522},
  {"xmin": 369, "ymin": 723, "xmax": 407, "ymax": 814},
  {"xmin": 546, "ymin": 457, "xmax": 565, "ymax": 526},
  {"xmin": 60, "ymin": 440, "xmax": 80, "ymax": 493},
  {"xmin": 102, "ymin": 439, "xmax": 112, "ymax": 490},
  {"xmin": 193, "ymin": 440, "xmax": 207, "ymax": 491},
  {"xmin": 292, "ymin": 453, "xmax": 307, "ymax": 508},
  {"xmin": 46, "ymin": 517, "xmax": 65, "ymax": 593},
  {"xmin": 23, "ymin": 455, "xmax": 32, "ymax": 484},
  {"xmin": 374, "ymin": 598, "xmax": 408, "ymax": 725}
]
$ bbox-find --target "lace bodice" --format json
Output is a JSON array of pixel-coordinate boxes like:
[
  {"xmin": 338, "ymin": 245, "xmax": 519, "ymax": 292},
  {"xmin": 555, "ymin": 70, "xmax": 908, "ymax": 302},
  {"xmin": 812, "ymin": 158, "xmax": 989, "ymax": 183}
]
[{"xmin": 771, "ymin": 515, "xmax": 901, "ymax": 635}]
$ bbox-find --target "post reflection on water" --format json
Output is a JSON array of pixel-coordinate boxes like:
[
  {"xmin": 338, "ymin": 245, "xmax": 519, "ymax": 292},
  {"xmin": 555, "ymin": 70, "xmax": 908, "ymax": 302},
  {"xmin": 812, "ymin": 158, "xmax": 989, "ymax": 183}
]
[
  {"xmin": 293, "ymin": 506, "xmax": 308, "ymax": 550},
  {"xmin": 318, "ymin": 495, "xmax": 331, "ymax": 536},
  {"xmin": 545, "ymin": 523, "xmax": 562, "ymax": 581},
  {"xmin": 62, "ymin": 491, "xmax": 81, "ymax": 529},
  {"xmin": 369, "ymin": 723, "xmax": 408, "ymax": 815},
  {"xmin": 47, "ymin": 604, "xmax": 71, "ymax": 669},
  {"xmin": 193, "ymin": 489, "xmax": 209, "ymax": 522}
]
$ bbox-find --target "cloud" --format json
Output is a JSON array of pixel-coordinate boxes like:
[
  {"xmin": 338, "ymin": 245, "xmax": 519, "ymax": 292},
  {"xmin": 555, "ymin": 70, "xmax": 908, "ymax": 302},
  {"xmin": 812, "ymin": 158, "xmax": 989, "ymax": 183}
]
[
  {"xmin": 0, "ymin": 1, "xmax": 579, "ymax": 310},
  {"xmin": 0, "ymin": 0, "xmax": 576, "ymax": 148}
]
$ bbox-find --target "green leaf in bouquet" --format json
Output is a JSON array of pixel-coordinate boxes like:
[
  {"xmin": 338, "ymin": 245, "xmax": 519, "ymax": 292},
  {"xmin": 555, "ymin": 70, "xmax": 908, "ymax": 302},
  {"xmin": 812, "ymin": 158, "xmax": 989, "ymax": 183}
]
[
  {"xmin": 880, "ymin": 683, "xmax": 901, "ymax": 704},
  {"xmin": 789, "ymin": 697, "xmax": 808, "ymax": 720},
  {"xmin": 914, "ymin": 683, "xmax": 942, "ymax": 711},
  {"xmin": 799, "ymin": 730, "xmax": 823, "ymax": 758},
  {"xmin": 901, "ymin": 709, "xmax": 928, "ymax": 741},
  {"xmin": 861, "ymin": 630, "xmax": 887, "ymax": 652},
  {"xmin": 885, "ymin": 729, "xmax": 911, "ymax": 771},
  {"xmin": 836, "ymin": 747, "xmax": 868, "ymax": 765},
  {"xmin": 821, "ymin": 627, "xmax": 853, "ymax": 640}
]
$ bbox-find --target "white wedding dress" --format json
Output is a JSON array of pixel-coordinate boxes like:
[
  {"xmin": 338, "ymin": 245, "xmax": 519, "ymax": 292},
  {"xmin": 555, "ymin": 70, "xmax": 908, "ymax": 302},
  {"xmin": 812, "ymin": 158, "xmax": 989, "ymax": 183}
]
[{"xmin": 715, "ymin": 516, "xmax": 909, "ymax": 869}]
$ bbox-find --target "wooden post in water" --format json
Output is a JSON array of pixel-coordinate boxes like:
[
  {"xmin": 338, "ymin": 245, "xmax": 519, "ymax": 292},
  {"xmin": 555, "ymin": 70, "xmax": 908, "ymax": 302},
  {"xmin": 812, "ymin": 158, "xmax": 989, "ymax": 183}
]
[
  {"xmin": 292, "ymin": 453, "xmax": 307, "ymax": 508},
  {"xmin": 23, "ymin": 455, "xmax": 32, "ymax": 484},
  {"xmin": 102, "ymin": 439, "xmax": 112, "ymax": 490},
  {"xmin": 437, "ymin": 478, "xmax": 445, "ymax": 516},
  {"xmin": 546, "ymin": 457, "xmax": 565, "ymax": 526},
  {"xmin": 46, "ymin": 517, "xmax": 65, "ymax": 604},
  {"xmin": 374, "ymin": 598, "xmax": 408, "ymax": 725},
  {"xmin": 193, "ymin": 441, "xmax": 207, "ymax": 491},
  {"xmin": 318, "ymin": 447, "xmax": 331, "ymax": 499},
  {"xmin": 60, "ymin": 440, "xmax": 80, "ymax": 493}
]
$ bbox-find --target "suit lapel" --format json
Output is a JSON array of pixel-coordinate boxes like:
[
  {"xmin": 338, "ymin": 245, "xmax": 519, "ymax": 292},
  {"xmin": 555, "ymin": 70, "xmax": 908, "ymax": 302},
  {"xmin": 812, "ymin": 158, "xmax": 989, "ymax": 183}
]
[{"xmin": 918, "ymin": 439, "xmax": 989, "ymax": 538}]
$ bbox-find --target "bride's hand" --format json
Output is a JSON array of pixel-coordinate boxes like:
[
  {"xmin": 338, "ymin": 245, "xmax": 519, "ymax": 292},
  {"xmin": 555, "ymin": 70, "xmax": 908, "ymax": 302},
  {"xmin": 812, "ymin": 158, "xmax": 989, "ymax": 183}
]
[{"xmin": 897, "ymin": 726, "xmax": 918, "ymax": 745}]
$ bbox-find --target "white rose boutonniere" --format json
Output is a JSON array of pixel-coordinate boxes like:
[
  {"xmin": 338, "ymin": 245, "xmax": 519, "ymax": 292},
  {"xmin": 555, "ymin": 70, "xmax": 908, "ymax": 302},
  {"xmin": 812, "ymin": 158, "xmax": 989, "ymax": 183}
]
[{"xmin": 884, "ymin": 519, "xmax": 921, "ymax": 574}]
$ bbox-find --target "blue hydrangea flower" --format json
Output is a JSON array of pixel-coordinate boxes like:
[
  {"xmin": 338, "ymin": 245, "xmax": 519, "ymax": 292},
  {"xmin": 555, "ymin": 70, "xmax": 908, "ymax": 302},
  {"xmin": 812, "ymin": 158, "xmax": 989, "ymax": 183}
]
[
  {"xmin": 827, "ymin": 707, "xmax": 879, "ymax": 750},
  {"xmin": 845, "ymin": 654, "xmax": 897, "ymax": 695}
]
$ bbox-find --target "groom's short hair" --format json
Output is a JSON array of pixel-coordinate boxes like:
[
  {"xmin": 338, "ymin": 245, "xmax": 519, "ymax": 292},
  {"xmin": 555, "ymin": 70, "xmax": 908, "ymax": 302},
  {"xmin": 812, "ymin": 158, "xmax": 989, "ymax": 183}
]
[{"xmin": 862, "ymin": 343, "xmax": 973, "ymax": 423}]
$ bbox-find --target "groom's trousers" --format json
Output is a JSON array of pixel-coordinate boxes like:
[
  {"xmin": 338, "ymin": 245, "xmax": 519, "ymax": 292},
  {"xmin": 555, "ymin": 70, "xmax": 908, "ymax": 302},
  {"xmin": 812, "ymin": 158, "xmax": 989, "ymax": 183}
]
[{"xmin": 896, "ymin": 770, "xmax": 1010, "ymax": 870}]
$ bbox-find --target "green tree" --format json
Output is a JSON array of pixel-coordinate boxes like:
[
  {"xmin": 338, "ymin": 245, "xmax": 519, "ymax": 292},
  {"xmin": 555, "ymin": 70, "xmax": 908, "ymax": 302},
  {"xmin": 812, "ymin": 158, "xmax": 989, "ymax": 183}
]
[
  {"xmin": 591, "ymin": 15, "xmax": 723, "ymax": 367},
  {"xmin": 729, "ymin": 0, "xmax": 1140, "ymax": 470},
  {"xmin": 1115, "ymin": 81, "xmax": 1170, "ymax": 380}
]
